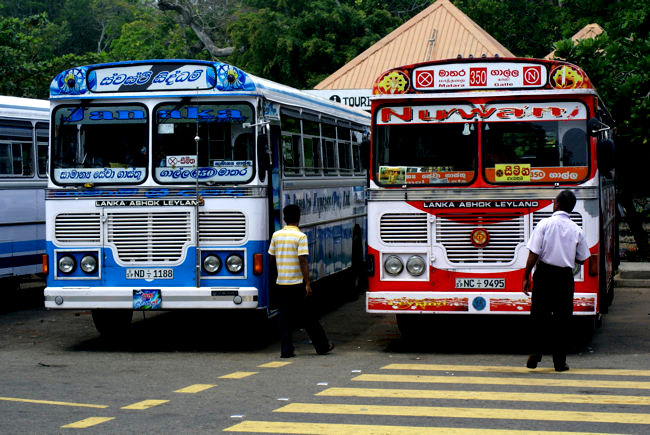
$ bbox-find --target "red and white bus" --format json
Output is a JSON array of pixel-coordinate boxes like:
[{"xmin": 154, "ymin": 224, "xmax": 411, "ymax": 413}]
[{"xmin": 366, "ymin": 57, "xmax": 616, "ymax": 336}]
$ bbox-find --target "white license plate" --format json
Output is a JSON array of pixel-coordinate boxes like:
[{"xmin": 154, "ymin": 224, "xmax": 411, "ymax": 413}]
[
  {"xmin": 455, "ymin": 278, "xmax": 505, "ymax": 289},
  {"xmin": 126, "ymin": 268, "xmax": 174, "ymax": 280}
]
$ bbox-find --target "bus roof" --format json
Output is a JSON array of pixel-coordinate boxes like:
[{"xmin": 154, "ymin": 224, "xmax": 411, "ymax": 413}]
[
  {"xmin": 49, "ymin": 59, "xmax": 369, "ymax": 126},
  {"xmin": 0, "ymin": 95, "xmax": 49, "ymax": 119},
  {"xmin": 372, "ymin": 57, "xmax": 595, "ymax": 96}
]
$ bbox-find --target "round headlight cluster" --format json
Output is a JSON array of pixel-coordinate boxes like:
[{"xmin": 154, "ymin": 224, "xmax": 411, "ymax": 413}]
[
  {"xmin": 58, "ymin": 255, "xmax": 76, "ymax": 274},
  {"xmin": 80, "ymin": 255, "xmax": 98, "ymax": 273},
  {"xmin": 202, "ymin": 253, "xmax": 244, "ymax": 274},
  {"xmin": 384, "ymin": 255, "xmax": 426, "ymax": 277},
  {"xmin": 203, "ymin": 255, "xmax": 222, "ymax": 273}
]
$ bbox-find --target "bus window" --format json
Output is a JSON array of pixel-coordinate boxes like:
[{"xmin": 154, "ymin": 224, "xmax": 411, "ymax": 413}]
[
  {"xmin": 36, "ymin": 122, "xmax": 48, "ymax": 177},
  {"xmin": 282, "ymin": 134, "xmax": 302, "ymax": 175},
  {"xmin": 153, "ymin": 103, "xmax": 254, "ymax": 184},
  {"xmin": 52, "ymin": 104, "xmax": 148, "ymax": 184},
  {"xmin": 324, "ymin": 140, "xmax": 337, "ymax": 175},
  {"xmin": 482, "ymin": 118, "xmax": 588, "ymax": 183},
  {"xmin": 352, "ymin": 130, "xmax": 364, "ymax": 173},
  {"xmin": 303, "ymin": 119, "xmax": 321, "ymax": 175},
  {"xmin": 375, "ymin": 122, "xmax": 477, "ymax": 185}
]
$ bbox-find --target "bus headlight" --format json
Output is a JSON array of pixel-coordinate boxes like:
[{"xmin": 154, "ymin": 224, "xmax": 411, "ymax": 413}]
[
  {"xmin": 80, "ymin": 255, "xmax": 97, "ymax": 273},
  {"xmin": 58, "ymin": 255, "xmax": 76, "ymax": 274},
  {"xmin": 406, "ymin": 255, "xmax": 426, "ymax": 276},
  {"xmin": 384, "ymin": 255, "xmax": 403, "ymax": 276},
  {"xmin": 226, "ymin": 254, "xmax": 244, "ymax": 273},
  {"xmin": 203, "ymin": 255, "xmax": 221, "ymax": 274}
]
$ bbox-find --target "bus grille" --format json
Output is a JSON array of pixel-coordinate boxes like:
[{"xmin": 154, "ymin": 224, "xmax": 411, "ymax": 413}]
[
  {"xmin": 533, "ymin": 211, "xmax": 583, "ymax": 228},
  {"xmin": 55, "ymin": 213, "xmax": 101, "ymax": 243},
  {"xmin": 106, "ymin": 212, "xmax": 191, "ymax": 264},
  {"xmin": 435, "ymin": 213, "xmax": 524, "ymax": 264},
  {"xmin": 199, "ymin": 211, "xmax": 246, "ymax": 243},
  {"xmin": 380, "ymin": 213, "xmax": 428, "ymax": 243}
]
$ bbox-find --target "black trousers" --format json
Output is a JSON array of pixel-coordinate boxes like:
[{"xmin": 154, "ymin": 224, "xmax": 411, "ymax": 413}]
[
  {"xmin": 530, "ymin": 262, "xmax": 575, "ymax": 367},
  {"xmin": 277, "ymin": 283, "xmax": 329, "ymax": 356}
]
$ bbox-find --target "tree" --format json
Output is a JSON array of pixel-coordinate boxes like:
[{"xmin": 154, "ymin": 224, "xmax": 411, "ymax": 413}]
[
  {"xmin": 155, "ymin": 0, "xmax": 241, "ymax": 58},
  {"xmin": 552, "ymin": 0, "xmax": 650, "ymax": 255}
]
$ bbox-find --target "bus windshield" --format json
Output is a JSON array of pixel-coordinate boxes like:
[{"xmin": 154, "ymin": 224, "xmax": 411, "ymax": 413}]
[
  {"xmin": 153, "ymin": 103, "xmax": 255, "ymax": 184},
  {"xmin": 482, "ymin": 118, "xmax": 589, "ymax": 183},
  {"xmin": 374, "ymin": 121, "xmax": 477, "ymax": 186},
  {"xmin": 52, "ymin": 104, "xmax": 148, "ymax": 185}
]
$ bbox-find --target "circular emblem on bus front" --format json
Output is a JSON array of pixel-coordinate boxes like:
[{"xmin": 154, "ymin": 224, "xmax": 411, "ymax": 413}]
[{"xmin": 470, "ymin": 228, "xmax": 490, "ymax": 248}]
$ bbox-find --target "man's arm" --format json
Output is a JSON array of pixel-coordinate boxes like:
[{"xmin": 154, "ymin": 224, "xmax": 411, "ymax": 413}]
[
  {"xmin": 298, "ymin": 255, "xmax": 311, "ymax": 298},
  {"xmin": 522, "ymin": 251, "xmax": 539, "ymax": 296}
]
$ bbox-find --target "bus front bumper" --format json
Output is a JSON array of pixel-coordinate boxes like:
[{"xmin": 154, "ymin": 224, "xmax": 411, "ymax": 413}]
[
  {"xmin": 366, "ymin": 291, "xmax": 597, "ymax": 315},
  {"xmin": 44, "ymin": 286, "xmax": 259, "ymax": 310}
]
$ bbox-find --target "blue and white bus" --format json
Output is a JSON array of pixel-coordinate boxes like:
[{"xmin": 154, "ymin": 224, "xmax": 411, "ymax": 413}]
[
  {"xmin": 44, "ymin": 60, "xmax": 369, "ymax": 336},
  {"xmin": 0, "ymin": 96, "xmax": 49, "ymax": 293}
]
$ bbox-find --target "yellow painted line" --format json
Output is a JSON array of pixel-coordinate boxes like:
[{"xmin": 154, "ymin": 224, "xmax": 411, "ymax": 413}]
[
  {"xmin": 275, "ymin": 403, "xmax": 650, "ymax": 424},
  {"xmin": 317, "ymin": 387, "xmax": 650, "ymax": 406},
  {"xmin": 174, "ymin": 384, "xmax": 216, "ymax": 394},
  {"xmin": 121, "ymin": 399, "xmax": 169, "ymax": 410},
  {"xmin": 224, "ymin": 420, "xmax": 615, "ymax": 434},
  {"xmin": 0, "ymin": 396, "xmax": 108, "ymax": 409},
  {"xmin": 381, "ymin": 364, "xmax": 650, "ymax": 377},
  {"xmin": 258, "ymin": 361, "xmax": 292, "ymax": 368},
  {"xmin": 353, "ymin": 373, "xmax": 650, "ymax": 390},
  {"xmin": 219, "ymin": 371, "xmax": 258, "ymax": 379},
  {"xmin": 61, "ymin": 417, "xmax": 115, "ymax": 428}
]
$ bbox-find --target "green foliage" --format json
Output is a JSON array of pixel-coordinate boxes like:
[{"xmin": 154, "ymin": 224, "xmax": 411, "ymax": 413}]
[{"xmin": 229, "ymin": 0, "xmax": 400, "ymax": 88}]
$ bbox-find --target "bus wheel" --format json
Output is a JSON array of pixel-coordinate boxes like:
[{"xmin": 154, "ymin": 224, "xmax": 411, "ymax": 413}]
[
  {"xmin": 571, "ymin": 316, "xmax": 596, "ymax": 350},
  {"xmin": 91, "ymin": 309, "xmax": 133, "ymax": 338}
]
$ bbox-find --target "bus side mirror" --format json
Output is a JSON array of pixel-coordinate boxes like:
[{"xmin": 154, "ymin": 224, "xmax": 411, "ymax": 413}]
[
  {"xmin": 588, "ymin": 117, "xmax": 611, "ymax": 136},
  {"xmin": 257, "ymin": 135, "xmax": 270, "ymax": 181},
  {"xmin": 597, "ymin": 138, "xmax": 615, "ymax": 175}
]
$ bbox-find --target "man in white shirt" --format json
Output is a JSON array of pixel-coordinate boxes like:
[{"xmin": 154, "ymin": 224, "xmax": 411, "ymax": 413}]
[{"xmin": 523, "ymin": 190, "xmax": 591, "ymax": 372}]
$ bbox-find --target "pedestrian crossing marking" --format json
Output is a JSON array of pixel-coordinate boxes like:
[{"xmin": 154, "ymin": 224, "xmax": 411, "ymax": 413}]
[
  {"xmin": 120, "ymin": 399, "xmax": 169, "ymax": 410},
  {"xmin": 258, "ymin": 361, "xmax": 293, "ymax": 368},
  {"xmin": 223, "ymin": 420, "xmax": 613, "ymax": 434},
  {"xmin": 381, "ymin": 364, "xmax": 650, "ymax": 377},
  {"xmin": 174, "ymin": 384, "xmax": 216, "ymax": 394},
  {"xmin": 317, "ymin": 387, "xmax": 650, "ymax": 406},
  {"xmin": 61, "ymin": 417, "xmax": 115, "ymax": 428},
  {"xmin": 0, "ymin": 396, "xmax": 108, "ymax": 408},
  {"xmin": 219, "ymin": 371, "xmax": 258, "ymax": 379},
  {"xmin": 353, "ymin": 373, "xmax": 650, "ymax": 390},
  {"xmin": 275, "ymin": 403, "xmax": 650, "ymax": 424}
]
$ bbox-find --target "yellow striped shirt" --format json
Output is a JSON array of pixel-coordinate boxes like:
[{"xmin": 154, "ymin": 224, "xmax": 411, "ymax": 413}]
[{"xmin": 268, "ymin": 225, "xmax": 308, "ymax": 285}]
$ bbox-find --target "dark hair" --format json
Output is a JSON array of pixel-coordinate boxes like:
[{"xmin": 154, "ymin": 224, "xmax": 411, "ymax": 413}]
[
  {"xmin": 556, "ymin": 190, "xmax": 577, "ymax": 212},
  {"xmin": 283, "ymin": 204, "xmax": 301, "ymax": 223}
]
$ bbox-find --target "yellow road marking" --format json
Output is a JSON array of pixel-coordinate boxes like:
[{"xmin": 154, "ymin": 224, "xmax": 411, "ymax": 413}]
[
  {"xmin": 219, "ymin": 371, "xmax": 258, "ymax": 379},
  {"xmin": 258, "ymin": 361, "xmax": 292, "ymax": 368},
  {"xmin": 121, "ymin": 399, "xmax": 169, "ymax": 410},
  {"xmin": 317, "ymin": 387, "xmax": 650, "ymax": 406},
  {"xmin": 275, "ymin": 403, "xmax": 650, "ymax": 424},
  {"xmin": 353, "ymin": 373, "xmax": 650, "ymax": 390},
  {"xmin": 381, "ymin": 364, "xmax": 650, "ymax": 377},
  {"xmin": 0, "ymin": 396, "xmax": 107, "ymax": 409},
  {"xmin": 224, "ymin": 420, "xmax": 615, "ymax": 434},
  {"xmin": 61, "ymin": 417, "xmax": 115, "ymax": 428},
  {"xmin": 174, "ymin": 384, "xmax": 216, "ymax": 394}
]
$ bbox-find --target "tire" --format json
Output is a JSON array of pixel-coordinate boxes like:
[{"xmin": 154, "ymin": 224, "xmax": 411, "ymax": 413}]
[
  {"xmin": 91, "ymin": 309, "xmax": 133, "ymax": 338},
  {"xmin": 396, "ymin": 314, "xmax": 429, "ymax": 340}
]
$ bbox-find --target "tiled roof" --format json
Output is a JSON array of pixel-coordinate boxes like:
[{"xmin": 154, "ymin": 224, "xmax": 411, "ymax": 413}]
[
  {"xmin": 314, "ymin": 0, "xmax": 514, "ymax": 90},
  {"xmin": 546, "ymin": 23, "xmax": 604, "ymax": 59}
]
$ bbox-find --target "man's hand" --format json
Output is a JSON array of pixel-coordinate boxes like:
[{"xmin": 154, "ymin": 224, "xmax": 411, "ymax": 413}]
[
  {"xmin": 304, "ymin": 283, "xmax": 312, "ymax": 299},
  {"xmin": 523, "ymin": 275, "xmax": 531, "ymax": 296}
]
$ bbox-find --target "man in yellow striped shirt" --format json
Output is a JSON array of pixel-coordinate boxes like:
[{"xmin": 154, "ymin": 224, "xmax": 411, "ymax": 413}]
[{"xmin": 269, "ymin": 204, "xmax": 334, "ymax": 358}]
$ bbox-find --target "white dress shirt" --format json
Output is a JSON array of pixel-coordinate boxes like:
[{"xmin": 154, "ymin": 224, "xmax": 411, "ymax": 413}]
[{"xmin": 527, "ymin": 210, "xmax": 590, "ymax": 268}]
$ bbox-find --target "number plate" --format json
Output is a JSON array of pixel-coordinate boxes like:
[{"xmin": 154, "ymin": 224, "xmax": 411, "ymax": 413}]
[
  {"xmin": 126, "ymin": 268, "xmax": 174, "ymax": 280},
  {"xmin": 455, "ymin": 278, "xmax": 505, "ymax": 289}
]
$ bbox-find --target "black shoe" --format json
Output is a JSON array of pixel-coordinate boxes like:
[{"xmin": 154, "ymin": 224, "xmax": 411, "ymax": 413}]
[
  {"xmin": 280, "ymin": 352, "xmax": 295, "ymax": 358},
  {"xmin": 555, "ymin": 364, "xmax": 569, "ymax": 372},
  {"xmin": 317, "ymin": 343, "xmax": 335, "ymax": 355},
  {"xmin": 526, "ymin": 354, "xmax": 541, "ymax": 369}
]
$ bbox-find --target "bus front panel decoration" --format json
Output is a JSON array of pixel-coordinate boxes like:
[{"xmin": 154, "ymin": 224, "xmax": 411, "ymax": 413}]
[
  {"xmin": 44, "ymin": 60, "xmax": 370, "ymax": 337},
  {"xmin": 0, "ymin": 96, "xmax": 49, "ymax": 293},
  {"xmin": 366, "ymin": 57, "xmax": 616, "ymax": 339}
]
